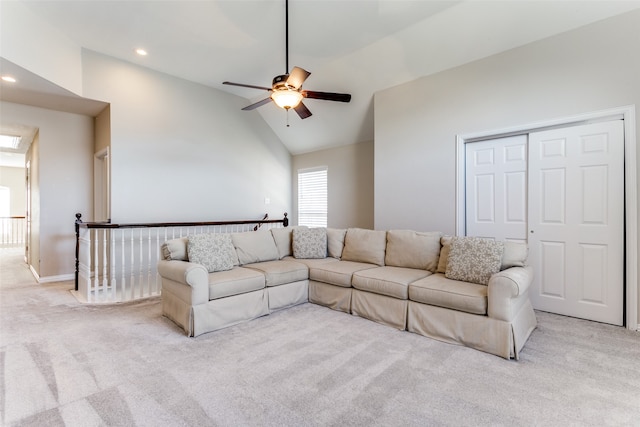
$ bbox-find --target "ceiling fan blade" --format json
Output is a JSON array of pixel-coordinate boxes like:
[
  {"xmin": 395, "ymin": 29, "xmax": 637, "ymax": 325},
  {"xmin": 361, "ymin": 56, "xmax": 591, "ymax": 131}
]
[
  {"xmin": 242, "ymin": 97, "xmax": 273, "ymax": 111},
  {"xmin": 286, "ymin": 66, "xmax": 311, "ymax": 89},
  {"xmin": 303, "ymin": 90, "xmax": 351, "ymax": 103},
  {"xmin": 293, "ymin": 101, "xmax": 312, "ymax": 119},
  {"xmin": 223, "ymin": 81, "xmax": 272, "ymax": 91}
]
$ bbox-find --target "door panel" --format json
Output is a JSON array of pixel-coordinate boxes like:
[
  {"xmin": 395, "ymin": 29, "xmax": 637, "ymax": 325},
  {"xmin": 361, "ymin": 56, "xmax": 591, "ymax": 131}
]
[
  {"xmin": 528, "ymin": 120, "xmax": 624, "ymax": 325},
  {"xmin": 465, "ymin": 135, "xmax": 528, "ymax": 242}
]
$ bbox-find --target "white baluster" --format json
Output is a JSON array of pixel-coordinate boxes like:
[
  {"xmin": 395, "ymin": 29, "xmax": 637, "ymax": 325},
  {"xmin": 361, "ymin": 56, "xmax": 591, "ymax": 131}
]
[
  {"xmin": 121, "ymin": 228, "xmax": 126, "ymax": 300},
  {"xmin": 111, "ymin": 229, "xmax": 117, "ymax": 302},
  {"xmin": 147, "ymin": 228, "xmax": 152, "ymax": 297},
  {"xmin": 102, "ymin": 228, "xmax": 108, "ymax": 300},
  {"xmin": 93, "ymin": 229, "xmax": 99, "ymax": 302},
  {"xmin": 139, "ymin": 229, "xmax": 143, "ymax": 298},
  {"xmin": 130, "ymin": 228, "xmax": 135, "ymax": 301}
]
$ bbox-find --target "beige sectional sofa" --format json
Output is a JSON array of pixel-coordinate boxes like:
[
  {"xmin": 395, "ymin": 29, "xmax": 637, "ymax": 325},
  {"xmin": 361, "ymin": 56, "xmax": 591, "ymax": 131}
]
[{"xmin": 157, "ymin": 227, "xmax": 537, "ymax": 359}]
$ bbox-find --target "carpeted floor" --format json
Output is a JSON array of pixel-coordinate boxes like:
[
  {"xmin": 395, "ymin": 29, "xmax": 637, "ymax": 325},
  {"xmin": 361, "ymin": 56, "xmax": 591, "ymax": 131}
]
[{"xmin": 1, "ymin": 247, "xmax": 639, "ymax": 426}]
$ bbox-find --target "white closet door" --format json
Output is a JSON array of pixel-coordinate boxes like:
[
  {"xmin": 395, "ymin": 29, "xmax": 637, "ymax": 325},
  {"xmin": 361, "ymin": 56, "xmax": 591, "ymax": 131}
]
[
  {"xmin": 528, "ymin": 121, "xmax": 624, "ymax": 325},
  {"xmin": 465, "ymin": 135, "xmax": 528, "ymax": 242}
]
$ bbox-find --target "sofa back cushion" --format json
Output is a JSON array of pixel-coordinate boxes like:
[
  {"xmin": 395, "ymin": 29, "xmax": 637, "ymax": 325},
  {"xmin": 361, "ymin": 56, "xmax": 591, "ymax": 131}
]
[
  {"xmin": 385, "ymin": 230, "xmax": 442, "ymax": 272},
  {"xmin": 293, "ymin": 227, "xmax": 327, "ymax": 259},
  {"xmin": 445, "ymin": 236, "xmax": 504, "ymax": 285},
  {"xmin": 327, "ymin": 228, "xmax": 347, "ymax": 259},
  {"xmin": 501, "ymin": 241, "xmax": 528, "ymax": 269},
  {"xmin": 271, "ymin": 226, "xmax": 306, "ymax": 259},
  {"xmin": 187, "ymin": 233, "xmax": 238, "ymax": 272},
  {"xmin": 231, "ymin": 230, "xmax": 279, "ymax": 265},
  {"xmin": 436, "ymin": 235, "xmax": 453, "ymax": 273},
  {"xmin": 341, "ymin": 228, "xmax": 387, "ymax": 266},
  {"xmin": 161, "ymin": 237, "xmax": 189, "ymax": 261}
]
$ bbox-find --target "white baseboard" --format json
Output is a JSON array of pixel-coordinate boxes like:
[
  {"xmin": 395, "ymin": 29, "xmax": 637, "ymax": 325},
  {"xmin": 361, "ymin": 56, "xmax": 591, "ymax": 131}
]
[{"xmin": 29, "ymin": 265, "xmax": 74, "ymax": 283}]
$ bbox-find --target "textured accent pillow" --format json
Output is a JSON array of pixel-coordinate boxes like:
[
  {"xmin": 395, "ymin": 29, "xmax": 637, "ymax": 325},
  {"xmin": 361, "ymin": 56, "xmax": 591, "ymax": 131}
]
[
  {"xmin": 341, "ymin": 228, "xmax": 387, "ymax": 266},
  {"xmin": 231, "ymin": 231, "xmax": 279, "ymax": 265},
  {"xmin": 327, "ymin": 228, "xmax": 347, "ymax": 259},
  {"xmin": 385, "ymin": 230, "xmax": 442, "ymax": 271},
  {"xmin": 501, "ymin": 241, "xmax": 528, "ymax": 270},
  {"xmin": 436, "ymin": 235, "xmax": 453, "ymax": 273},
  {"xmin": 293, "ymin": 227, "xmax": 327, "ymax": 259},
  {"xmin": 187, "ymin": 233, "xmax": 237, "ymax": 273},
  {"xmin": 161, "ymin": 237, "xmax": 188, "ymax": 261},
  {"xmin": 445, "ymin": 236, "xmax": 504, "ymax": 285}
]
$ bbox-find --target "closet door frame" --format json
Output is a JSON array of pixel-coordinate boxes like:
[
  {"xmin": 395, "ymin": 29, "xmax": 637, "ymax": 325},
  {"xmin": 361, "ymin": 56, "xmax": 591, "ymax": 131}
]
[{"xmin": 455, "ymin": 105, "xmax": 637, "ymax": 331}]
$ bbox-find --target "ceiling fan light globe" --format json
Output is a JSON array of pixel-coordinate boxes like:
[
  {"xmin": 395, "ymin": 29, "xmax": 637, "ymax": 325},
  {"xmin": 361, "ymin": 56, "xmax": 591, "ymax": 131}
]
[{"xmin": 271, "ymin": 90, "xmax": 303, "ymax": 109}]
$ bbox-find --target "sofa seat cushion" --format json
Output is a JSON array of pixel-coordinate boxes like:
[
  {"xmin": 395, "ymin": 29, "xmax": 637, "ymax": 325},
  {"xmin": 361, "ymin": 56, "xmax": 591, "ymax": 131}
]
[
  {"xmin": 285, "ymin": 256, "xmax": 339, "ymax": 269},
  {"xmin": 352, "ymin": 266, "xmax": 432, "ymax": 300},
  {"xmin": 208, "ymin": 267, "xmax": 265, "ymax": 300},
  {"xmin": 409, "ymin": 273, "xmax": 487, "ymax": 315},
  {"xmin": 309, "ymin": 260, "xmax": 377, "ymax": 288},
  {"xmin": 244, "ymin": 260, "xmax": 309, "ymax": 287}
]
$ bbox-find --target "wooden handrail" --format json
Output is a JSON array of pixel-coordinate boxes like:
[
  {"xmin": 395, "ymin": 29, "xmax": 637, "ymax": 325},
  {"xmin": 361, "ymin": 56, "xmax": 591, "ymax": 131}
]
[
  {"xmin": 74, "ymin": 213, "xmax": 288, "ymax": 291},
  {"xmin": 75, "ymin": 213, "xmax": 288, "ymax": 229}
]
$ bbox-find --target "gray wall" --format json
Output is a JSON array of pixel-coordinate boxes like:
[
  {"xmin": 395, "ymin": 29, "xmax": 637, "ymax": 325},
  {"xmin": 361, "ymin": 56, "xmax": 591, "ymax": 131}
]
[
  {"xmin": 0, "ymin": 166, "xmax": 25, "ymax": 217},
  {"xmin": 375, "ymin": 10, "xmax": 640, "ymax": 233},
  {"xmin": 374, "ymin": 10, "xmax": 640, "ymax": 324},
  {"xmin": 292, "ymin": 141, "xmax": 374, "ymax": 229},
  {"xmin": 3, "ymin": 102, "xmax": 94, "ymax": 279},
  {"xmin": 81, "ymin": 50, "xmax": 292, "ymax": 224}
]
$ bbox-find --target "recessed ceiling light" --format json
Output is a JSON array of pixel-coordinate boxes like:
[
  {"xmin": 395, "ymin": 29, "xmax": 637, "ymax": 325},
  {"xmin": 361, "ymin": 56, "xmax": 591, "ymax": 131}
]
[
  {"xmin": 135, "ymin": 48, "xmax": 148, "ymax": 56},
  {"xmin": 1, "ymin": 76, "xmax": 17, "ymax": 83}
]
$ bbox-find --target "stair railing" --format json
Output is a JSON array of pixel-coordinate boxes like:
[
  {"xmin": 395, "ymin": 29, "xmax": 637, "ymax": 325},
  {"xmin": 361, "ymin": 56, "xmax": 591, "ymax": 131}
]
[{"xmin": 74, "ymin": 213, "xmax": 288, "ymax": 303}]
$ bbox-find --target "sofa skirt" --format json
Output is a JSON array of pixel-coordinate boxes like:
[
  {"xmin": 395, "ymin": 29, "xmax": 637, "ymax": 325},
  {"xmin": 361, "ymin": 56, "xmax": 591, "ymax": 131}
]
[
  {"xmin": 268, "ymin": 280, "xmax": 309, "ymax": 312},
  {"xmin": 190, "ymin": 289, "xmax": 269, "ymax": 337},
  {"xmin": 407, "ymin": 300, "xmax": 536, "ymax": 359},
  {"xmin": 351, "ymin": 289, "xmax": 408, "ymax": 330},
  {"xmin": 162, "ymin": 279, "xmax": 193, "ymax": 336},
  {"xmin": 309, "ymin": 280, "xmax": 351, "ymax": 313}
]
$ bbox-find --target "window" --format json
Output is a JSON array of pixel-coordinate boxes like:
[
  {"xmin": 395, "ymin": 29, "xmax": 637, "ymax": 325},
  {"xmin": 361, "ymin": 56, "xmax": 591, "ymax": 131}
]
[{"xmin": 298, "ymin": 167, "xmax": 327, "ymax": 227}]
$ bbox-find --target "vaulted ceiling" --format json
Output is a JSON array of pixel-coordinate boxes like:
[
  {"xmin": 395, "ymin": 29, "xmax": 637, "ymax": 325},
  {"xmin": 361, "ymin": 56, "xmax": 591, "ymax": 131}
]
[{"xmin": 2, "ymin": 1, "xmax": 639, "ymax": 155}]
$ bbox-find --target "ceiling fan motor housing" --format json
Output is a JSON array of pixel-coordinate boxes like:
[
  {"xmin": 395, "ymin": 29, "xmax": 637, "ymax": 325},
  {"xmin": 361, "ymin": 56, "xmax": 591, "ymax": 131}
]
[{"xmin": 272, "ymin": 74, "xmax": 293, "ymax": 90}]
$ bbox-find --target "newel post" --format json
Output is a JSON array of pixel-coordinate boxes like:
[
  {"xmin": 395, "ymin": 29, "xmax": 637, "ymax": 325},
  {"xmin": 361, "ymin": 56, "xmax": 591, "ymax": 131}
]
[{"xmin": 74, "ymin": 213, "xmax": 82, "ymax": 291}]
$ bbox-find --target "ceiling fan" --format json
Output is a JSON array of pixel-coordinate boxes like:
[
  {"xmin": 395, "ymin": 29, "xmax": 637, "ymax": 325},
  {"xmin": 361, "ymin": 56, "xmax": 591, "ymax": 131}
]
[{"xmin": 222, "ymin": 0, "xmax": 351, "ymax": 120}]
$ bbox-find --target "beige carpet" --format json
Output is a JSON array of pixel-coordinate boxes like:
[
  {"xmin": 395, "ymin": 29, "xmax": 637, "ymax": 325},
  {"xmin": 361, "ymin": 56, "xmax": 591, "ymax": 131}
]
[{"xmin": 1, "ymin": 247, "xmax": 639, "ymax": 426}]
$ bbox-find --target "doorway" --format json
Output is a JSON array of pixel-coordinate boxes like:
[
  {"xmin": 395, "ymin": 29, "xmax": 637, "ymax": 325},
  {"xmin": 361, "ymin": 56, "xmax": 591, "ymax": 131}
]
[{"xmin": 456, "ymin": 106, "xmax": 637, "ymax": 330}]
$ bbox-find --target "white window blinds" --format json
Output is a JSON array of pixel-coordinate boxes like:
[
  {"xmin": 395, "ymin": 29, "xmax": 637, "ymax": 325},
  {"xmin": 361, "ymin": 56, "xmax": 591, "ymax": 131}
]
[{"xmin": 298, "ymin": 167, "xmax": 327, "ymax": 227}]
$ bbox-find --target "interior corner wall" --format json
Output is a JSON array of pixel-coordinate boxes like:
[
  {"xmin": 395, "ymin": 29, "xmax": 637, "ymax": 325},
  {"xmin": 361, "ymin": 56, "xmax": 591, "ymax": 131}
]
[
  {"xmin": 292, "ymin": 141, "xmax": 374, "ymax": 229},
  {"xmin": 94, "ymin": 105, "xmax": 111, "ymax": 154},
  {"xmin": 2, "ymin": 102, "xmax": 93, "ymax": 279},
  {"xmin": 26, "ymin": 132, "xmax": 40, "ymax": 277},
  {"xmin": 374, "ymin": 10, "xmax": 640, "ymax": 325},
  {"xmin": 81, "ymin": 50, "xmax": 291, "ymax": 223}
]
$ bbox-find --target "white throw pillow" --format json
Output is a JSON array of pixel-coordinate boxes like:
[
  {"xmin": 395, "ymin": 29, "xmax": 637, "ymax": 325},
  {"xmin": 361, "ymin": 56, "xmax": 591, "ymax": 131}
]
[
  {"xmin": 445, "ymin": 236, "xmax": 504, "ymax": 285},
  {"xmin": 187, "ymin": 233, "xmax": 237, "ymax": 272}
]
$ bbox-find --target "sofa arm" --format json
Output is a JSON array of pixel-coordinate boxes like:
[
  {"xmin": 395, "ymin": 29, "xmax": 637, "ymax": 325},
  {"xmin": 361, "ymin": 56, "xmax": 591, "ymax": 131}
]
[
  {"xmin": 157, "ymin": 260, "xmax": 209, "ymax": 306},
  {"xmin": 487, "ymin": 266, "xmax": 533, "ymax": 322}
]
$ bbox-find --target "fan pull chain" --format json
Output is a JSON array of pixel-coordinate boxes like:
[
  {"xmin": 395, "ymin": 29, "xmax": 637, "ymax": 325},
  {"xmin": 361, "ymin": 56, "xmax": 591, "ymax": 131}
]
[{"xmin": 286, "ymin": 109, "xmax": 290, "ymax": 127}]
